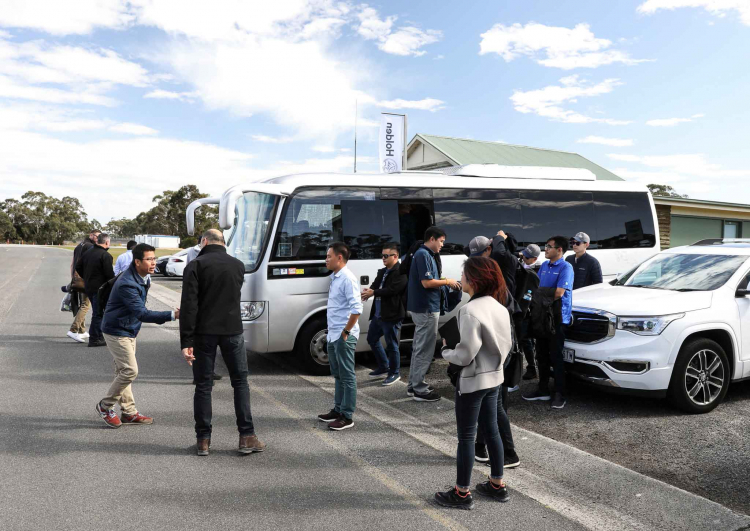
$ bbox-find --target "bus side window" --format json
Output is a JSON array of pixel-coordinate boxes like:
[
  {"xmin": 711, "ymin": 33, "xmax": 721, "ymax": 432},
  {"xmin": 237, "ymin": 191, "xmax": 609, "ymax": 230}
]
[
  {"xmin": 341, "ymin": 200, "xmax": 400, "ymax": 260},
  {"xmin": 397, "ymin": 202, "xmax": 434, "ymax": 253},
  {"xmin": 593, "ymin": 192, "xmax": 656, "ymax": 249}
]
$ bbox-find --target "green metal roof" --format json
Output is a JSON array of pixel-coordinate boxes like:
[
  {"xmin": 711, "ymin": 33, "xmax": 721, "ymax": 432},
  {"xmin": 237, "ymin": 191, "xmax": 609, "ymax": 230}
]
[{"xmin": 411, "ymin": 134, "xmax": 623, "ymax": 181}]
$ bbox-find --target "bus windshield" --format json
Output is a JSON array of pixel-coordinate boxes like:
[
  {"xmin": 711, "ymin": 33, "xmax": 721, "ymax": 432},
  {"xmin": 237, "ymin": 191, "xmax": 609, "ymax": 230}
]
[{"xmin": 226, "ymin": 192, "xmax": 277, "ymax": 272}]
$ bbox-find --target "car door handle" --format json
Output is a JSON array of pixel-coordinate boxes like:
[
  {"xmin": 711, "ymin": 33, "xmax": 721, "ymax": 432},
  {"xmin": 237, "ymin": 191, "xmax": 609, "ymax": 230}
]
[{"xmin": 360, "ymin": 276, "xmax": 369, "ymax": 285}]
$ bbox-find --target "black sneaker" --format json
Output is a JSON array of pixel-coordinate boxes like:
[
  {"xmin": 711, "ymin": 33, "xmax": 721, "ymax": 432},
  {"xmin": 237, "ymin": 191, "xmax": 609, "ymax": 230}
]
[
  {"xmin": 522, "ymin": 388, "xmax": 551, "ymax": 401},
  {"xmin": 474, "ymin": 443, "xmax": 489, "ymax": 463},
  {"xmin": 328, "ymin": 417, "xmax": 354, "ymax": 431},
  {"xmin": 413, "ymin": 390, "xmax": 440, "ymax": 402},
  {"xmin": 368, "ymin": 369, "xmax": 388, "ymax": 379},
  {"xmin": 317, "ymin": 409, "xmax": 341, "ymax": 423},
  {"xmin": 504, "ymin": 450, "xmax": 521, "ymax": 469},
  {"xmin": 212, "ymin": 373, "xmax": 222, "ymax": 380},
  {"xmin": 522, "ymin": 367, "xmax": 537, "ymax": 380},
  {"xmin": 407, "ymin": 385, "xmax": 434, "ymax": 397},
  {"xmin": 87, "ymin": 339, "xmax": 106, "ymax": 348},
  {"xmin": 434, "ymin": 487, "xmax": 475, "ymax": 510},
  {"xmin": 551, "ymin": 392, "xmax": 566, "ymax": 409},
  {"xmin": 475, "ymin": 480, "xmax": 510, "ymax": 502}
]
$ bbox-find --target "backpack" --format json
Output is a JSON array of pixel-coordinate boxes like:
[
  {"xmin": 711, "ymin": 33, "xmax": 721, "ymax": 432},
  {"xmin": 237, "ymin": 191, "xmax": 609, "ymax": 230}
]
[
  {"xmin": 528, "ymin": 287, "xmax": 561, "ymax": 339},
  {"xmin": 399, "ymin": 240, "xmax": 442, "ymax": 278},
  {"xmin": 96, "ymin": 272, "xmax": 123, "ymax": 318}
]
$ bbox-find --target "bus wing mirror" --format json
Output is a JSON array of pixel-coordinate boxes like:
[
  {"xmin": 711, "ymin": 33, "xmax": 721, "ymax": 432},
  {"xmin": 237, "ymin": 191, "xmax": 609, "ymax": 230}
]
[
  {"xmin": 220, "ymin": 189, "xmax": 244, "ymax": 230},
  {"xmin": 186, "ymin": 197, "xmax": 220, "ymax": 236}
]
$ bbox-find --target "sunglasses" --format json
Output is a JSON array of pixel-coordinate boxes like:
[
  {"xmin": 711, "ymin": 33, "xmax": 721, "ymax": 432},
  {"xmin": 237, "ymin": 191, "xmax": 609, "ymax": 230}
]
[
  {"xmin": 572, "ymin": 241, "xmax": 584, "ymax": 246},
  {"xmin": 381, "ymin": 253, "xmax": 397, "ymax": 259}
]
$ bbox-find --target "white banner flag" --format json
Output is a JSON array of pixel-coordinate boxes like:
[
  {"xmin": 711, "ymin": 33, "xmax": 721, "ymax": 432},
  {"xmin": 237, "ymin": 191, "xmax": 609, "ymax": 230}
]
[{"xmin": 379, "ymin": 113, "xmax": 406, "ymax": 173}]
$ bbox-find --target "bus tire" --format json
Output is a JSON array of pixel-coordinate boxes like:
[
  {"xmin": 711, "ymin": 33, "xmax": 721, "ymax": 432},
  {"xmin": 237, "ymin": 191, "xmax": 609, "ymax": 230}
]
[{"xmin": 295, "ymin": 316, "xmax": 331, "ymax": 376}]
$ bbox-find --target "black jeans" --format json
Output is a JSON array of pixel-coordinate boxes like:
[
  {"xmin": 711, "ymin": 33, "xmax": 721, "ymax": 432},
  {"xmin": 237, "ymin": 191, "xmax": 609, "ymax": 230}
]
[
  {"xmin": 193, "ymin": 333, "xmax": 255, "ymax": 440},
  {"xmin": 476, "ymin": 385, "xmax": 514, "ymax": 453},
  {"xmin": 455, "ymin": 386, "xmax": 504, "ymax": 489},
  {"xmin": 518, "ymin": 319, "xmax": 536, "ymax": 370},
  {"xmin": 536, "ymin": 322, "xmax": 567, "ymax": 395},
  {"xmin": 89, "ymin": 295, "xmax": 103, "ymax": 341}
]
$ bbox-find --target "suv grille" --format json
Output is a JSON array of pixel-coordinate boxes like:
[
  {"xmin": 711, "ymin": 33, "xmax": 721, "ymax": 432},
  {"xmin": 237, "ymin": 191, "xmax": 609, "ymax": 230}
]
[{"xmin": 567, "ymin": 309, "xmax": 615, "ymax": 343}]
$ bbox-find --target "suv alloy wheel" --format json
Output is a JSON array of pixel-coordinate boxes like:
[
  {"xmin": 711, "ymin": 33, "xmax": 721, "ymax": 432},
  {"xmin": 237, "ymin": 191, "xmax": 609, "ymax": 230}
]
[{"xmin": 668, "ymin": 338, "xmax": 730, "ymax": 414}]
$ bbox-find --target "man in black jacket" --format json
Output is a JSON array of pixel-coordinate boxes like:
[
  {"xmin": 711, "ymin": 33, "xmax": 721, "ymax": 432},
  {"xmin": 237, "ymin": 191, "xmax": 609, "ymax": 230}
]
[
  {"xmin": 75, "ymin": 232, "xmax": 113, "ymax": 347},
  {"xmin": 466, "ymin": 231, "xmax": 518, "ymax": 296},
  {"xmin": 180, "ymin": 229, "xmax": 265, "ymax": 457},
  {"xmin": 67, "ymin": 228, "xmax": 100, "ymax": 343},
  {"xmin": 566, "ymin": 232, "xmax": 603, "ymax": 290},
  {"xmin": 361, "ymin": 243, "xmax": 407, "ymax": 386}
]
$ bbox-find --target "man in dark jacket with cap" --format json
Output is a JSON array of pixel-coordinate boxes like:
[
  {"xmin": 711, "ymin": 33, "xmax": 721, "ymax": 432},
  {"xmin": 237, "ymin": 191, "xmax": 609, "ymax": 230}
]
[
  {"xmin": 565, "ymin": 232, "xmax": 603, "ymax": 290},
  {"xmin": 180, "ymin": 229, "xmax": 265, "ymax": 457},
  {"xmin": 95, "ymin": 243, "xmax": 178, "ymax": 428},
  {"xmin": 466, "ymin": 231, "xmax": 518, "ymax": 296}
]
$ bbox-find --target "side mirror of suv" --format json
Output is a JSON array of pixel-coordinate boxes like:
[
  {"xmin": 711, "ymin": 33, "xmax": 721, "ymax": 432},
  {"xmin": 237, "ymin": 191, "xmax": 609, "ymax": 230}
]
[{"xmin": 735, "ymin": 288, "xmax": 750, "ymax": 298}]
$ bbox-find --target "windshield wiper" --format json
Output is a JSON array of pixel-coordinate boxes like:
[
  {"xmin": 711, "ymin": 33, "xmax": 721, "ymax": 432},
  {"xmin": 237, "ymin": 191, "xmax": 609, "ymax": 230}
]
[
  {"xmin": 673, "ymin": 288, "xmax": 704, "ymax": 292},
  {"xmin": 626, "ymin": 284, "xmax": 663, "ymax": 289}
]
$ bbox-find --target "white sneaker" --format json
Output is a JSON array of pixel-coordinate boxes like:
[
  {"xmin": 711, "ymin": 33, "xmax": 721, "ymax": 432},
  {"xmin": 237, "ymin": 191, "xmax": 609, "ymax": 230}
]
[
  {"xmin": 79, "ymin": 332, "xmax": 90, "ymax": 340},
  {"xmin": 67, "ymin": 331, "xmax": 85, "ymax": 343}
]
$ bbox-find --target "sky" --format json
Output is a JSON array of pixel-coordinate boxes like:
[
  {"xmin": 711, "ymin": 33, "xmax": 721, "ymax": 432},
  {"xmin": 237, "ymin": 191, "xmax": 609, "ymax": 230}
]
[{"xmin": 1, "ymin": 0, "xmax": 749, "ymax": 223}]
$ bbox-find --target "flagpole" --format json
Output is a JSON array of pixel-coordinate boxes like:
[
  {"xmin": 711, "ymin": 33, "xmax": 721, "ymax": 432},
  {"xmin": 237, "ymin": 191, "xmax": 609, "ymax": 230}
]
[{"xmin": 354, "ymin": 100, "xmax": 358, "ymax": 173}]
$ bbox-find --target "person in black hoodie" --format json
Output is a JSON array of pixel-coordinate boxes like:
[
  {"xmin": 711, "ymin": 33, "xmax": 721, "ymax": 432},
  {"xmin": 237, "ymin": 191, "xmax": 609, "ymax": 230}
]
[
  {"xmin": 75, "ymin": 232, "xmax": 114, "ymax": 347},
  {"xmin": 361, "ymin": 243, "xmax": 407, "ymax": 386},
  {"xmin": 180, "ymin": 229, "xmax": 265, "ymax": 457},
  {"xmin": 67, "ymin": 228, "xmax": 100, "ymax": 343}
]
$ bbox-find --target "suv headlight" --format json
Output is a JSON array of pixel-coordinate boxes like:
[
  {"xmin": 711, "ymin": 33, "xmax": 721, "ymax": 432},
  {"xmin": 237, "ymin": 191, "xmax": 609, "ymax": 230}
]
[
  {"xmin": 617, "ymin": 313, "xmax": 684, "ymax": 336},
  {"xmin": 240, "ymin": 301, "xmax": 265, "ymax": 321}
]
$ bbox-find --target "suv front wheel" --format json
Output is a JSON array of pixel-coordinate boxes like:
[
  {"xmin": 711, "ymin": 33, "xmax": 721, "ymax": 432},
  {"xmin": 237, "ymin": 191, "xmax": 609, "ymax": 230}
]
[{"xmin": 668, "ymin": 338, "xmax": 730, "ymax": 414}]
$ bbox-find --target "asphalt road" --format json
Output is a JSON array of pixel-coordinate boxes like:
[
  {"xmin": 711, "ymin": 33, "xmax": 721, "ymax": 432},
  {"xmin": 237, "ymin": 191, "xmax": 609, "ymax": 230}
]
[{"xmin": 1, "ymin": 245, "xmax": 748, "ymax": 530}]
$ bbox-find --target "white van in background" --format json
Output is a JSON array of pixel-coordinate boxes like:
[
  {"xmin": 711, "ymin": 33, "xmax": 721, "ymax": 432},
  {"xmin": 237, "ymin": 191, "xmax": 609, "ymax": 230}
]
[{"xmin": 187, "ymin": 165, "xmax": 659, "ymax": 374}]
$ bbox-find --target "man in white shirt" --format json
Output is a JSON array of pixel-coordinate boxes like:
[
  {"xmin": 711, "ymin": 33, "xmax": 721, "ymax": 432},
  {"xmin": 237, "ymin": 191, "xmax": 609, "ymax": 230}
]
[
  {"xmin": 114, "ymin": 240, "xmax": 137, "ymax": 275},
  {"xmin": 317, "ymin": 242, "xmax": 363, "ymax": 431}
]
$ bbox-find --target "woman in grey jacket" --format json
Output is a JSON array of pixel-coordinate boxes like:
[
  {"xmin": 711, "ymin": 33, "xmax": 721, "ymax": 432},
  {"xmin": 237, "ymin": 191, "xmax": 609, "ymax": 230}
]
[{"xmin": 434, "ymin": 257, "xmax": 513, "ymax": 510}]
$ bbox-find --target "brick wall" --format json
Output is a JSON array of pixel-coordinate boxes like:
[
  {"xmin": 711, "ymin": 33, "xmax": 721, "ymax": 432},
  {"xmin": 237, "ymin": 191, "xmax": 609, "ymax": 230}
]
[{"xmin": 656, "ymin": 204, "xmax": 671, "ymax": 248}]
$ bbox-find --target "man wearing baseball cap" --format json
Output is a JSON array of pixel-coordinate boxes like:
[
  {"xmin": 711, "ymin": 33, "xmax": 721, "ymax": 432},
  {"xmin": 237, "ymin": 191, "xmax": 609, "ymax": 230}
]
[
  {"xmin": 565, "ymin": 232, "xmax": 602, "ymax": 290},
  {"xmin": 515, "ymin": 244, "xmax": 541, "ymax": 381}
]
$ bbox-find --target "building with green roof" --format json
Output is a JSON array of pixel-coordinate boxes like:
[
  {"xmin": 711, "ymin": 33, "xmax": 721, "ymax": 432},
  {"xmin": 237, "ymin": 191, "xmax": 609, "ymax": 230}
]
[{"xmin": 406, "ymin": 134, "xmax": 623, "ymax": 181}]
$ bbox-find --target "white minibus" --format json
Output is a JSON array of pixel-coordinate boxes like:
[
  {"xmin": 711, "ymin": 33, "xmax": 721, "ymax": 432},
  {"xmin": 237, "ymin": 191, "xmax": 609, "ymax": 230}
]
[{"xmin": 186, "ymin": 165, "xmax": 659, "ymax": 374}]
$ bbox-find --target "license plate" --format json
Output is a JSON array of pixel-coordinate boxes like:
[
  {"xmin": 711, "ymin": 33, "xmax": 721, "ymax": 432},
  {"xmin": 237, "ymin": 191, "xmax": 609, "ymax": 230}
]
[{"xmin": 562, "ymin": 348, "xmax": 575, "ymax": 364}]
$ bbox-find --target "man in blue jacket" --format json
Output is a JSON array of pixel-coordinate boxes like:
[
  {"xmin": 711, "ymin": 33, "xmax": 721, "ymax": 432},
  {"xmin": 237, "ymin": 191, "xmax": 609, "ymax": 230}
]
[{"xmin": 95, "ymin": 243, "xmax": 179, "ymax": 428}]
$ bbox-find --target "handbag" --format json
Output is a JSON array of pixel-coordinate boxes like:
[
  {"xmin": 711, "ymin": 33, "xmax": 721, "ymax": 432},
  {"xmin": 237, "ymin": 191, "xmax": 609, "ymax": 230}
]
[
  {"xmin": 71, "ymin": 272, "xmax": 85, "ymax": 291},
  {"xmin": 504, "ymin": 348, "xmax": 523, "ymax": 388}
]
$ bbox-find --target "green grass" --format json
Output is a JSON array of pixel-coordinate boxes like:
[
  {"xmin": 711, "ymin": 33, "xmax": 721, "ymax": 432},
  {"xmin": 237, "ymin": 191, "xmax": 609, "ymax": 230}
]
[{"xmin": 53, "ymin": 246, "xmax": 181, "ymax": 260}]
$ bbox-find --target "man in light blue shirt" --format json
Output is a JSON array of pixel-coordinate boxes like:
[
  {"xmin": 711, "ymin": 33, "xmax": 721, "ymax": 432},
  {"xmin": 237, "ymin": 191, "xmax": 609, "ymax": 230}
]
[
  {"xmin": 317, "ymin": 242, "xmax": 362, "ymax": 431},
  {"xmin": 113, "ymin": 240, "xmax": 137, "ymax": 275}
]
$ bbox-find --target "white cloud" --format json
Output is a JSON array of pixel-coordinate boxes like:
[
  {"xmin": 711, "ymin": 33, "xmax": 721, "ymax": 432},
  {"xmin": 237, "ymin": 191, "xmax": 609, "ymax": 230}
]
[
  {"xmin": 109, "ymin": 122, "xmax": 158, "ymax": 135},
  {"xmin": 479, "ymin": 22, "xmax": 648, "ymax": 69},
  {"xmin": 143, "ymin": 89, "xmax": 199, "ymax": 102},
  {"xmin": 0, "ymin": 74, "xmax": 116, "ymax": 106},
  {"xmin": 277, "ymin": 154, "xmax": 377, "ymax": 174},
  {"xmin": 577, "ymin": 135, "xmax": 634, "ymax": 146},
  {"xmin": 510, "ymin": 75, "xmax": 632, "ymax": 125},
  {"xmin": 637, "ymin": 0, "xmax": 750, "ymax": 26},
  {"xmin": 252, "ymin": 135, "xmax": 294, "ymax": 143},
  {"xmin": 357, "ymin": 7, "xmax": 441, "ymax": 56},
  {"xmin": 378, "ymin": 98, "xmax": 445, "ymax": 112},
  {"xmin": 645, "ymin": 113, "xmax": 704, "ymax": 126},
  {"xmin": 0, "ymin": 0, "xmax": 134, "ymax": 35},
  {"xmin": 607, "ymin": 152, "xmax": 750, "ymax": 178},
  {"xmin": 312, "ymin": 145, "xmax": 336, "ymax": 152}
]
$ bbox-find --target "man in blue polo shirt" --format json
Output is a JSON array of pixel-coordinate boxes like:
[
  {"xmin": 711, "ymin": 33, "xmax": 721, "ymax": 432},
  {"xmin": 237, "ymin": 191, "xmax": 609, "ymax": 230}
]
[
  {"xmin": 522, "ymin": 235, "xmax": 574, "ymax": 409},
  {"xmin": 407, "ymin": 226, "xmax": 460, "ymax": 402}
]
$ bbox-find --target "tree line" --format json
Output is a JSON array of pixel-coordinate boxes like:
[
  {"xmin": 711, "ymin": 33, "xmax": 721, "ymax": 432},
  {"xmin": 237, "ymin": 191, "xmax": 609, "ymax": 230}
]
[{"xmin": 1, "ymin": 185, "xmax": 217, "ymax": 248}]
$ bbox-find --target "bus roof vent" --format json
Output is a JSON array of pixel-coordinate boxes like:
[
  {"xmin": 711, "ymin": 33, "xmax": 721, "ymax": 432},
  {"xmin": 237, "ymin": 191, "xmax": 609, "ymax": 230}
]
[{"xmin": 440, "ymin": 164, "xmax": 596, "ymax": 181}]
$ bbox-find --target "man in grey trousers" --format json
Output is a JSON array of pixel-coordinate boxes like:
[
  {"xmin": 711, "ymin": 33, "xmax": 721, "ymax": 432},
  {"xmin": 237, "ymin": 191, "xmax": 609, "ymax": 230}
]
[{"xmin": 406, "ymin": 227, "xmax": 460, "ymax": 402}]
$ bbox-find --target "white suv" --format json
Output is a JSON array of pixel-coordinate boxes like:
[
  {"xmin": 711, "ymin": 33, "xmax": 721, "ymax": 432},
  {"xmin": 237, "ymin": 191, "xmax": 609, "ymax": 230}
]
[{"xmin": 563, "ymin": 239, "xmax": 750, "ymax": 413}]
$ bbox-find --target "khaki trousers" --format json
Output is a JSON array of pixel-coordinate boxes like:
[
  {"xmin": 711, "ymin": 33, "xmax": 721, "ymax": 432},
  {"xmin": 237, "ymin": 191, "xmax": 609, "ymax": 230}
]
[
  {"xmin": 101, "ymin": 334, "xmax": 139, "ymax": 415},
  {"xmin": 69, "ymin": 293, "xmax": 90, "ymax": 334}
]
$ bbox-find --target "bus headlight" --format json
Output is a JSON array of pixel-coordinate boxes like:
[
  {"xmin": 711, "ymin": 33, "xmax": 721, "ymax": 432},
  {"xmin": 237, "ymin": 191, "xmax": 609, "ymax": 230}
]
[
  {"xmin": 617, "ymin": 313, "xmax": 684, "ymax": 335},
  {"xmin": 240, "ymin": 301, "xmax": 265, "ymax": 321}
]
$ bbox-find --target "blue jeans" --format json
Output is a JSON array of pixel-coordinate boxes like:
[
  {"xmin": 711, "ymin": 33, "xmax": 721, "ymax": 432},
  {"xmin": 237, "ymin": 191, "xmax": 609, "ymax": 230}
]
[
  {"xmin": 193, "ymin": 334, "xmax": 255, "ymax": 439},
  {"xmin": 455, "ymin": 386, "xmax": 504, "ymax": 489},
  {"xmin": 89, "ymin": 295, "xmax": 103, "ymax": 342},
  {"xmin": 328, "ymin": 334, "xmax": 358, "ymax": 419},
  {"xmin": 367, "ymin": 317, "xmax": 402, "ymax": 377}
]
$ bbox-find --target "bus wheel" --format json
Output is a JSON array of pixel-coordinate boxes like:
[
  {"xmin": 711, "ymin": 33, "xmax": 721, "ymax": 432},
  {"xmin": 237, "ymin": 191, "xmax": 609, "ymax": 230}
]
[{"xmin": 296, "ymin": 316, "xmax": 331, "ymax": 376}]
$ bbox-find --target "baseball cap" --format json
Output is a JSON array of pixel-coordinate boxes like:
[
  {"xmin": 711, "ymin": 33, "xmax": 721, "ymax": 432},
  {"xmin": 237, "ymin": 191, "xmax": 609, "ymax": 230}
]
[
  {"xmin": 521, "ymin": 244, "xmax": 541, "ymax": 259},
  {"xmin": 468, "ymin": 236, "xmax": 491, "ymax": 256},
  {"xmin": 573, "ymin": 232, "xmax": 591, "ymax": 244}
]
